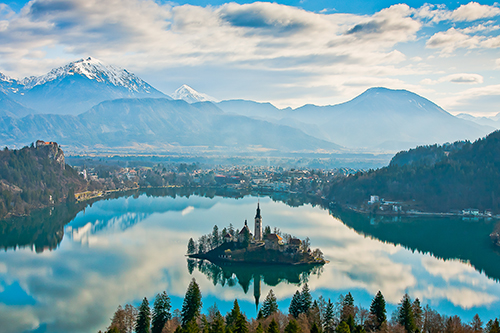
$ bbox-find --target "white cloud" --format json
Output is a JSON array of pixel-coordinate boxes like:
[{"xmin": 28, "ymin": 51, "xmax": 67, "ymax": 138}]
[
  {"xmin": 426, "ymin": 28, "xmax": 480, "ymax": 53},
  {"xmin": 450, "ymin": 2, "xmax": 500, "ymax": 22},
  {"xmin": 416, "ymin": 2, "xmax": 500, "ymax": 23},
  {"xmin": 422, "ymin": 73, "xmax": 484, "ymax": 85}
]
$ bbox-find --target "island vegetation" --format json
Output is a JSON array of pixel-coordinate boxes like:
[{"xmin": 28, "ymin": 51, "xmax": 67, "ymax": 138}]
[
  {"xmin": 186, "ymin": 204, "xmax": 325, "ymax": 266},
  {"xmin": 101, "ymin": 278, "xmax": 500, "ymax": 333}
]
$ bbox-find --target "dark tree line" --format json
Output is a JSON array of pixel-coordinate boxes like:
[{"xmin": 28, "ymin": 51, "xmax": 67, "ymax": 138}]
[
  {"xmin": 102, "ymin": 279, "xmax": 499, "ymax": 333},
  {"xmin": 328, "ymin": 130, "xmax": 500, "ymax": 213}
]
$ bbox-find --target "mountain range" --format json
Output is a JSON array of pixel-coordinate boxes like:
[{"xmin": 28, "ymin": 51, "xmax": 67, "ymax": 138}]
[{"xmin": 0, "ymin": 57, "xmax": 494, "ymax": 153}]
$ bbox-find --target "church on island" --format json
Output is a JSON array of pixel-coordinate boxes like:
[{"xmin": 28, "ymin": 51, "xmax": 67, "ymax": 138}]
[
  {"xmin": 187, "ymin": 203, "xmax": 326, "ymax": 265},
  {"xmin": 223, "ymin": 203, "xmax": 304, "ymax": 253}
]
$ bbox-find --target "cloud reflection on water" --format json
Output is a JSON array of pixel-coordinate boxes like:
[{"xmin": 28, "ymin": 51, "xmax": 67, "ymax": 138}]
[{"xmin": 0, "ymin": 194, "xmax": 499, "ymax": 332}]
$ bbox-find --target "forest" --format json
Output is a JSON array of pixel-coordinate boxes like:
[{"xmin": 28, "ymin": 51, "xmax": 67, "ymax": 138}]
[
  {"xmin": 0, "ymin": 143, "xmax": 86, "ymax": 219},
  {"xmin": 102, "ymin": 279, "xmax": 499, "ymax": 333},
  {"xmin": 328, "ymin": 130, "xmax": 500, "ymax": 213}
]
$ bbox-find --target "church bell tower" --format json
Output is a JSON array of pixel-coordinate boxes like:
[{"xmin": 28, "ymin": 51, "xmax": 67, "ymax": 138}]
[{"xmin": 254, "ymin": 202, "xmax": 262, "ymax": 241}]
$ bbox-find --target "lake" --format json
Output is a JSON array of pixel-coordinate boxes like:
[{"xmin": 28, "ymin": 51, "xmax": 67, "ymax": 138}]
[{"xmin": 0, "ymin": 188, "xmax": 499, "ymax": 333}]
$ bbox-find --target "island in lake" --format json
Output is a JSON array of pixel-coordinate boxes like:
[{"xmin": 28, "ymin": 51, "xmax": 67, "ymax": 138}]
[{"xmin": 187, "ymin": 203, "xmax": 327, "ymax": 266}]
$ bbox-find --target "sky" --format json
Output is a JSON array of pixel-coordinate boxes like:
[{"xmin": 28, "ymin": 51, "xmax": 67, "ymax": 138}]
[{"xmin": 0, "ymin": 0, "xmax": 500, "ymax": 115}]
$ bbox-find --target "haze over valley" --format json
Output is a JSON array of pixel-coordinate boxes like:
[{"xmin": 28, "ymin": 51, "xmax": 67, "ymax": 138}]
[{"xmin": 0, "ymin": 57, "xmax": 494, "ymax": 159}]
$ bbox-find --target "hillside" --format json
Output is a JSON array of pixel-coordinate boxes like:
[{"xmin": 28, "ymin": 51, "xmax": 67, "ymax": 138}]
[
  {"xmin": 0, "ymin": 142, "xmax": 87, "ymax": 219},
  {"xmin": 328, "ymin": 130, "xmax": 500, "ymax": 213},
  {"xmin": 0, "ymin": 98, "xmax": 342, "ymax": 152}
]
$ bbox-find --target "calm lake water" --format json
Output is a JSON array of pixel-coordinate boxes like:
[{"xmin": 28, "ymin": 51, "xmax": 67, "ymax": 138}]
[{"xmin": 1, "ymin": 189, "xmax": 500, "ymax": 333}]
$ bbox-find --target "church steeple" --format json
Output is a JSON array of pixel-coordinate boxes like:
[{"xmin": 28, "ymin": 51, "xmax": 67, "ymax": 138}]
[
  {"xmin": 255, "ymin": 202, "xmax": 261, "ymax": 219},
  {"xmin": 254, "ymin": 202, "xmax": 262, "ymax": 241}
]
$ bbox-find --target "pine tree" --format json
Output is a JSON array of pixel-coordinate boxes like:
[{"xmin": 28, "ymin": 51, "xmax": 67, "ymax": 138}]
[
  {"xmin": 397, "ymin": 294, "xmax": 416, "ymax": 333},
  {"xmin": 300, "ymin": 284, "xmax": 312, "ymax": 314},
  {"xmin": 135, "ymin": 297, "xmax": 151, "ymax": 333},
  {"xmin": 341, "ymin": 293, "xmax": 355, "ymax": 322},
  {"xmin": 289, "ymin": 291, "xmax": 302, "ymax": 318},
  {"xmin": 233, "ymin": 312, "xmax": 248, "ymax": 333},
  {"xmin": 261, "ymin": 290, "xmax": 278, "ymax": 318},
  {"xmin": 412, "ymin": 298, "xmax": 423, "ymax": 332},
  {"xmin": 212, "ymin": 225, "xmax": 220, "ymax": 249},
  {"xmin": 187, "ymin": 238, "xmax": 196, "ymax": 254},
  {"xmin": 255, "ymin": 323, "xmax": 264, "ymax": 333},
  {"xmin": 226, "ymin": 300, "xmax": 242, "ymax": 331},
  {"xmin": 181, "ymin": 278, "xmax": 203, "ymax": 327},
  {"xmin": 285, "ymin": 319, "xmax": 301, "ymax": 333},
  {"xmin": 267, "ymin": 319, "xmax": 280, "ymax": 333},
  {"xmin": 185, "ymin": 318, "xmax": 200, "ymax": 333},
  {"xmin": 336, "ymin": 322, "xmax": 350, "ymax": 333},
  {"xmin": 152, "ymin": 291, "xmax": 172, "ymax": 333},
  {"xmin": 210, "ymin": 310, "xmax": 226, "ymax": 333},
  {"xmin": 369, "ymin": 291, "xmax": 386, "ymax": 331},
  {"xmin": 310, "ymin": 322, "xmax": 321, "ymax": 333},
  {"xmin": 323, "ymin": 299, "xmax": 335, "ymax": 333}
]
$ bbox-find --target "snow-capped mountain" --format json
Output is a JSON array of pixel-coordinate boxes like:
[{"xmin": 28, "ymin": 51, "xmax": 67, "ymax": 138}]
[
  {"xmin": 20, "ymin": 57, "xmax": 157, "ymax": 92},
  {"xmin": 172, "ymin": 84, "xmax": 218, "ymax": 103},
  {"xmin": 0, "ymin": 57, "xmax": 168, "ymax": 115}
]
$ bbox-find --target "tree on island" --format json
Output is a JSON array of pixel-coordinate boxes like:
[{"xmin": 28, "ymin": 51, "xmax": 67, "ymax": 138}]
[
  {"xmin": 181, "ymin": 278, "xmax": 203, "ymax": 327},
  {"xmin": 187, "ymin": 238, "xmax": 196, "ymax": 255}
]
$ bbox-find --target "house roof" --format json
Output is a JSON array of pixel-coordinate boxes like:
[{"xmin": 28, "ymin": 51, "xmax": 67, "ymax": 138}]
[
  {"xmin": 289, "ymin": 238, "xmax": 302, "ymax": 245},
  {"xmin": 265, "ymin": 233, "xmax": 282, "ymax": 241}
]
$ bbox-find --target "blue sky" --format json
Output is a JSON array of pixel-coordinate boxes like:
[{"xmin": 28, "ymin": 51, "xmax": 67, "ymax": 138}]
[{"xmin": 1, "ymin": 0, "xmax": 500, "ymax": 115}]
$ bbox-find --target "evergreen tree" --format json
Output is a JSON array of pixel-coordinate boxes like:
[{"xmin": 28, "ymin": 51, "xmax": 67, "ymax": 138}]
[
  {"xmin": 310, "ymin": 322, "xmax": 321, "ymax": 333},
  {"xmin": 267, "ymin": 319, "xmax": 280, "ymax": 333},
  {"xmin": 135, "ymin": 297, "xmax": 151, "ymax": 333},
  {"xmin": 346, "ymin": 315, "xmax": 356, "ymax": 333},
  {"xmin": 152, "ymin": 291, "xmax": 172, "ymax": 333},
  {"xmin": 185, "ymin": 319, "xmax": 200, "ymax": 333},
  {"xmin": 181, "ymin": 278, "xmax": 203, "ymax": 327},
  {"xmin": 226, "ymin": 300, "xmax": 242, "ymax": 331},
  {"xmin": 201, "ymin": 315, "xmax": 210, "ymax": 333},
  {"xmin": 300, "ymin": 284, "xmax": 312, "ymax": 314},
  {"xmin": 187, "ymin": 238, "xmax": 196, "ymax": 254},
  {"xmin": 323, "ymin": 299, "xmax": 335, "ymax": 333},
  {"xmin": 397, "ymin": 294, "xmax": 416, "ymax": 333},
  {"xmin": 341, "ymin": 293, "xmax": 355, "ymax": 322},
  {"xmin": 233, "ymin": 311, "xmax": 248, "ymax": 333},
  {"xmin": 212, "ymin": 225, "xmax": 220, "ymax": 249},
  {"xmin": 255, "ymin": 323, "xmax": 264, "ymax": 333},
  {"xmin": 412, "ymin": 298, "xmax": 423, "ymax": 332},
  {"xmin": 285, "ymin": 319, "xmax": 301, "ymax": 333},
  {"xmin": 369, "ymin": 291, "xmax": 386, "ymax": 331},
  {"xmin": 261, "ymin": 290, "xmax": 278, "ymax": 318},
  {"xmin": 488, "ymin": 319, "xmax": 500, "ymax": 333},
  {"xmin": 289, "ymin": 291, "xmax": 302, "ymax": 318},
  {"xmin": 336, "ymin": 322, "xmax": 350, "ymax": 333},
  {"xmin": 210, "ymin": 310, "xmax": 226, "ymax": 333}
]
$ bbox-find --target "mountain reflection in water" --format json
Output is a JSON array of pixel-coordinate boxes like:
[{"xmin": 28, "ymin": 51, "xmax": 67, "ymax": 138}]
[{"xmin": 188, "ymin": 258, "xmax": 323, "ymax": 308}]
